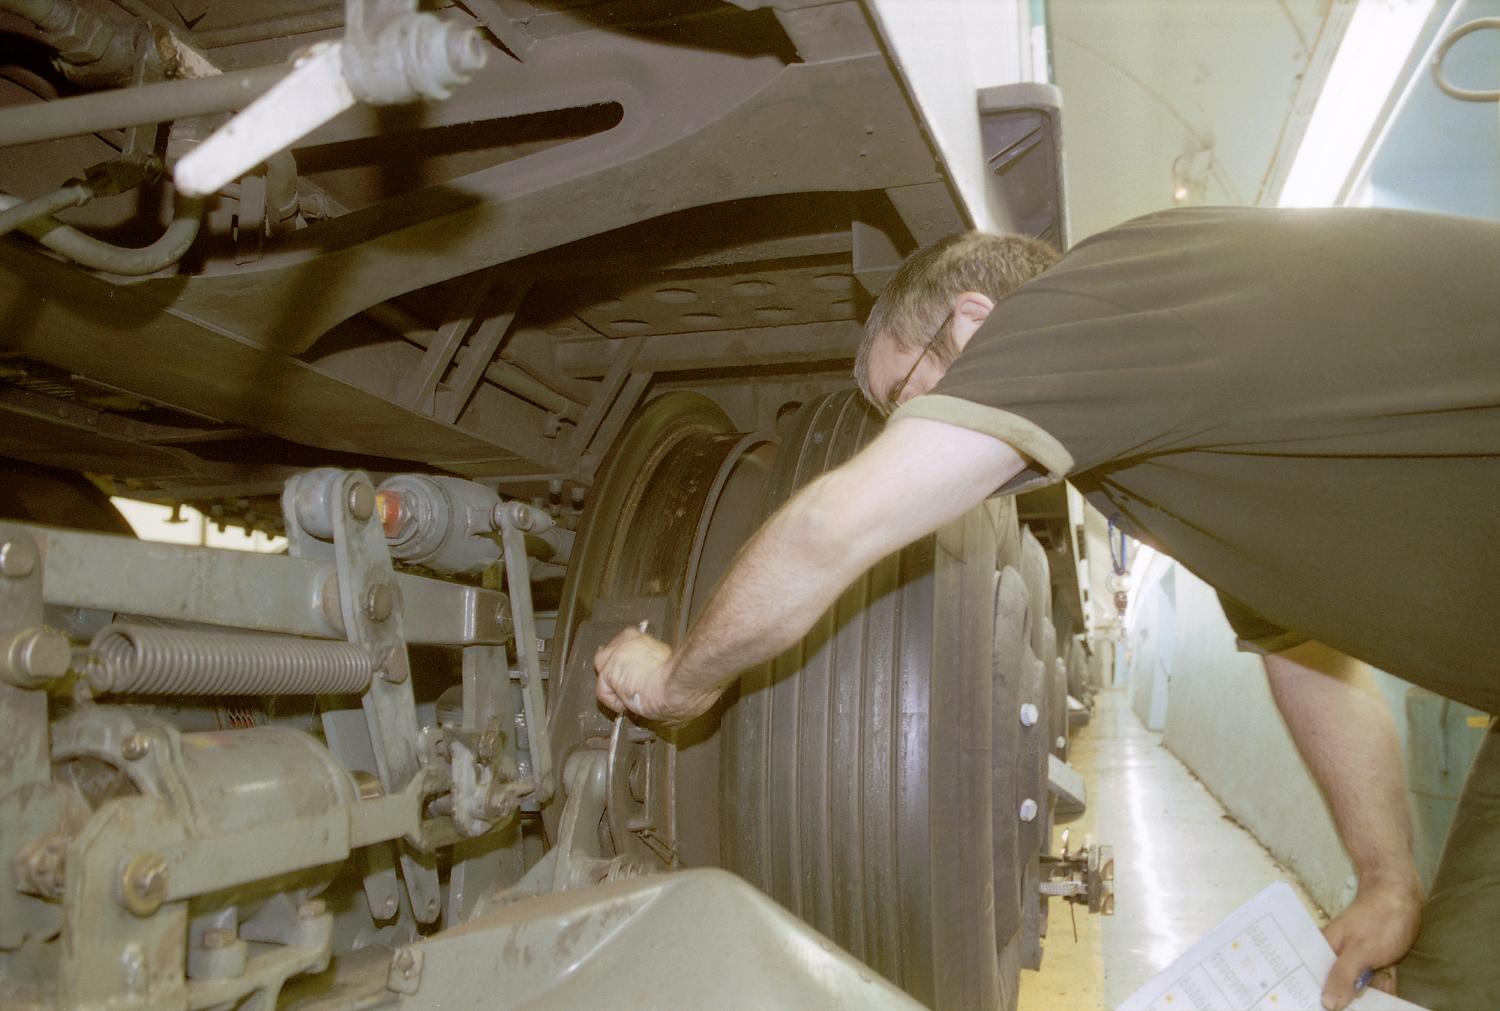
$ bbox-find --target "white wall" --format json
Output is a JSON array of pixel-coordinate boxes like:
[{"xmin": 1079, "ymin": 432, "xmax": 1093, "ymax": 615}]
[
  {"xmin": 1048, "ymin": 0, "xmax": 1330, "ymax": 238},
  {"xmin": 866, "ymin": 0, "xmax": 1042, "ymax": 233},
  {"xmin": 1121, "ymin": 555, "xmax": 1355, "ymax": 914}
]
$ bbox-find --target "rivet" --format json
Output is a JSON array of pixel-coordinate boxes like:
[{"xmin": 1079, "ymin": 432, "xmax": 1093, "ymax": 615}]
[
  {"xmin": 1019, "ymin": 798, "xmax": 1039, "ymax": 823},
  {"xmin": 121, "ymin": 733, "xmax": 152, "ymax": 761},
  {"xmin": 1019, "ymin": 703, "xmax": 1039, "ymax": 727}
]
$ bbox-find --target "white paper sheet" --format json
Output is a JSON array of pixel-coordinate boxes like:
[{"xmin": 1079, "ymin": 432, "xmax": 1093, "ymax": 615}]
[{"xmin": 1116, "ymin": 882, "xmax": 1427, "ymax": 1011}]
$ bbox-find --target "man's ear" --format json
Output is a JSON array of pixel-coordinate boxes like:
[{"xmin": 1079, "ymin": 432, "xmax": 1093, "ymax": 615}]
[{"xmin": 950, "ymin": 291, "xmax": 996, "ymax": 352}]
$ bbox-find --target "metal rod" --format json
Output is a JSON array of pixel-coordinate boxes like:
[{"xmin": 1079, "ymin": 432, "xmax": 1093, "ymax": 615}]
[
  {"xmin": 0, "ymin": 183, "xmax": 89, "ymax": 237},
  {"xmin": 0, "ymin": 63, "xmax": 288, "ymax": 148},
  {"xmin": 498, "ymin": 505, "xmax": 554, "ymax": 801}
]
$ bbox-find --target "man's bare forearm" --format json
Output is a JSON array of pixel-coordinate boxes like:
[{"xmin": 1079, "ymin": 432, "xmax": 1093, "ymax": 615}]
[
  {"xmin": 665, "ymin": 475, "xmax": 872, "ymax": 695},
  {"xmin": 1266, "ymin": 642, "xmax": 1419, "ymax": 892},
  {"xmin": 655, "ymin": 417, "xmax": 1026, "ymax": 703}
]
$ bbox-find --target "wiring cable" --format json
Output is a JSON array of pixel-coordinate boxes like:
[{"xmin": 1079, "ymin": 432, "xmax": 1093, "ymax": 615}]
[{"xmin": 1431, "ymin": 18, "xmax": 1500, "ymax": 102}]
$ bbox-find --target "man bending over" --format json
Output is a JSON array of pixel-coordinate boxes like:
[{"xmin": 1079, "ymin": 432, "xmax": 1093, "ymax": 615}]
[{"xmin": 595, "ymin": 207, "xmax": 1500, "ymax": 1010}]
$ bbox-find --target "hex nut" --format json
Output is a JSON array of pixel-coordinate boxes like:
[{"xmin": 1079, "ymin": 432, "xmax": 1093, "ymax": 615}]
[
  {"xmin": 387, "ymin": 945, "xmax": 424, "ymax": 994},
  {"xmin": 353, "ymin": 770, "xmax": 384, "ymax": 801},
  {"xmin": 201, "ymin": 927, "xmax": 236, "ymax": 950},
  {"xmin": 119, "ymin": 852, "xmax": 169, "ymax": 917},
  {"xmin": 1019, "ymin": 703, "xmax": 1039, "ymax": 728},
  {"xmin": 121, "ymin": 733, "xmax": 152, "ymax": 761},
  {"xmin": 347, "ymin": 482, "xmax": 375, "ymax": 522},
  {"xmin": 1018, "ymin": 798, "xmax": 1039, "ymax": 823},
  {"xmin": 0, "ymin": 539, "xmax": 38, "ymax": 578},
  {"xmin": 363, "ymin": 584, "xmax": 394, "ymax": 622},
  {"xmin": 16, "ymin": 833, "xmax": 67, "ymax": 899},
  {"xmin": 48, "ymin": 6, "xmax": 115, "ymax": 65}
]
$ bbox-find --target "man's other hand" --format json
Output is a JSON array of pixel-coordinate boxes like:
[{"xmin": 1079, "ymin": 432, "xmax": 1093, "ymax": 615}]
[
  {"xmin": 1320, "ymin": 878, "xmax": 1421, "ymax": 1010},
  {"xmin": 593, "ymin": 626, "xmax": 721, "ymax": 726}
]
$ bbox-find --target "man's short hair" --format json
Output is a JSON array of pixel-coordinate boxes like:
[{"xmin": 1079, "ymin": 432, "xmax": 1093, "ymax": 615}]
[{"xmin": 855, "ymin": 231, "xmax": 1060, "ymax": 404}]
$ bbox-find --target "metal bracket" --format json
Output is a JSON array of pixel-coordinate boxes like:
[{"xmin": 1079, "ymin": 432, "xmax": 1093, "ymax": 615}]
[
  {"xmin": 0, "ymin": 527, "xmax": 52, "ymax": 790},
  {"xmin": 281, "ymin": 469, "xmax": 442, "ymax": 925},
  {"xmin": 1040, "ymin": 831, "xmax": 1115, "ymax": 916}
]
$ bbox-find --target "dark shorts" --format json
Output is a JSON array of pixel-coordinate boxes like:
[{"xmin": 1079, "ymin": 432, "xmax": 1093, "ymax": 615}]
[
  {"xmin": 1214, "ymin": 590, "xmax": 1311, "ymax": 656},
  {"xmin": 1400, "ymin": 721, "xmax": 1500, "ymax": 1008}
]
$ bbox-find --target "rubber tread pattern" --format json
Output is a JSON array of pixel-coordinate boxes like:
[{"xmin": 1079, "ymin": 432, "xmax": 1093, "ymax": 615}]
[{"xmin": 720, "ymin": 392, "xmax": 1002, "ymax": 1009}]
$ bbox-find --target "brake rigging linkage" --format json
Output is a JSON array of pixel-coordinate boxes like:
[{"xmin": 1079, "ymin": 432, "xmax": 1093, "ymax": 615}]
[
  {"xmin": 0, "ymin": 0, "xmax": 486, "ymax": 271},
  {"xmin": 373, "ymin": 474, "xmax": 557, "ymax": 803}
]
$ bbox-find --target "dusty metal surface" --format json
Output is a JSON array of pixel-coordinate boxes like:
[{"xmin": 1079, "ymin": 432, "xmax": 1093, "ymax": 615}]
[
  {"xmin": 0, "ymin": 0, "xmax": 985, "ymax": 508},
  {"xmin": 0, "ymin": 5, "xmax": 1094, "ymax": 1008}
]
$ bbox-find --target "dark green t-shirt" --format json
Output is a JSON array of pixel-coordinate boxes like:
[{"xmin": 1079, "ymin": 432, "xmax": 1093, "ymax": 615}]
[{"xmin": 891, "ymin": 207, "xmax": 1500, "ymax": 713}]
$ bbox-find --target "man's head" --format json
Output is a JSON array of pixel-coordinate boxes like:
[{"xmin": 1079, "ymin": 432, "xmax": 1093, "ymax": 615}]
[{"xmin": 856, "ymin": 231, "xmax": 1060, "ymax": 414}]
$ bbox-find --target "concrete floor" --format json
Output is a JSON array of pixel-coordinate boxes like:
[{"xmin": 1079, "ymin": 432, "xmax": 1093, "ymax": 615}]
[{"xmin": 1018, "ymin": 687, "xmax": 1323, "ymax": 1010}]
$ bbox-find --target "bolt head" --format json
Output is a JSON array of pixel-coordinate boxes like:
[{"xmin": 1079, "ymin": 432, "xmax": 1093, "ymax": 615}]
[
  {"xmin": 120, "ymin": 852, "xmax": 169, "ymax": 917},
  {"xmin": 1055, "ymin": 736, "xmax": 1067, "ymax": 751},
  {"xmin": 1019, "ymin": 703, "xmax": 1039, "ymax": 727},
  {"xmin": 1019, "ymin": 798, "xmax": 1039, "ymax": 822},
  {"xmin": 363, "ymin": 584, "xmax": 394, "ymax": 622},
  {"xmin": 347, "ymin": 481, "xmax": 375, "ymax": 521},
  {"xmin": 0, "ymin": 539, "xmax": 38, "ymax": 578},
  {"xmin": 393, "ymin": 947, "xmax": 418, "ymax": 975},
  {"xmin": 121, "ymin": 733, "xmax": 152, "ymax": 761}
]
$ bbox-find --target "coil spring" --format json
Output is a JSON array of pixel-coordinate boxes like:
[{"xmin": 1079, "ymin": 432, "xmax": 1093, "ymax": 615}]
[{"xmin": 90, "ymin": 624, "xmax": 374, "ymax": 696}]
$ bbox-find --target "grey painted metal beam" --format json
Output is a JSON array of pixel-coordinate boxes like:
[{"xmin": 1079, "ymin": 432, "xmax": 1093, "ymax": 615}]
[{"xmin": 30, "ymin": 524, "xmax": 509, "ymax": 645}]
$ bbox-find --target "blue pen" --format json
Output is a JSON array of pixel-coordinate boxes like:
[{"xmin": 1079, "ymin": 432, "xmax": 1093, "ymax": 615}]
[{"xmin": 1354, "ymin": 967, "xmax": 1375, "ymax": 994}]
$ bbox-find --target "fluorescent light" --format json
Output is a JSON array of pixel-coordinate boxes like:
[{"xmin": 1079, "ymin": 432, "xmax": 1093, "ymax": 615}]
[{"xmin": 1278, "ymin": 0, "xmax": 1435, "ymax": 208}]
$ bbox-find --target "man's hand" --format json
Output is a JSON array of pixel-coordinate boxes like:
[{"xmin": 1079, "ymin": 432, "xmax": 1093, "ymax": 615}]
[
  {"xmin": 593, "ymin": 626, "xmax": 722, "ymax": 726},
  {"xmin": 1320, "ymin": 878, "xmax": 1421, "ymax": 1010}
]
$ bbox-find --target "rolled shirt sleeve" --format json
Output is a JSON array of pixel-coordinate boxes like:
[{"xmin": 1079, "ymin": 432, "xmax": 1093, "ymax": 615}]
[{"xmin": 890, "ymin": 289, "xmax": 1226, "ymax": 495}]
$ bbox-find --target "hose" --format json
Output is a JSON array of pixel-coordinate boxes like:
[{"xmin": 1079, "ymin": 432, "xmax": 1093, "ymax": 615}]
[
  {"xmin": 0, "ymin": 192, "xmax": 204, "ymax": 275},
  {"xmin": 0, "ymin": 182, "xmax": 90, "ymax": 237}
]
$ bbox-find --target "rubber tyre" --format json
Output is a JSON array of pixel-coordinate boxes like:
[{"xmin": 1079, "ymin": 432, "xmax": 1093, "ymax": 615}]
[{"xmin": 719, "ymin": 392, "xmax": 1006, "ymax": 1009}]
